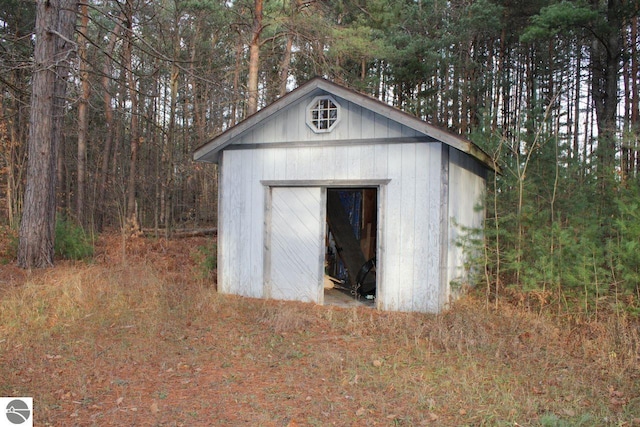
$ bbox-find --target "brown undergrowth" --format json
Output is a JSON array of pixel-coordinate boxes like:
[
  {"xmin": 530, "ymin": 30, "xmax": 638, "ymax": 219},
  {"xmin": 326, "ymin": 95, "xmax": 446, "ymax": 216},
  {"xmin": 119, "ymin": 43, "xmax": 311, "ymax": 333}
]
[{"xmin": 0, "ymin": 233, "xmax": 639, "ymax": 426}]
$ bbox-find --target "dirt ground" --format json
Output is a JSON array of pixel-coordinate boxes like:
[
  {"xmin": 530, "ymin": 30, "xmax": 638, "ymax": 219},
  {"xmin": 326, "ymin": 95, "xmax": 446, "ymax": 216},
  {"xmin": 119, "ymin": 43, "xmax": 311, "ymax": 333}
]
[{"xmin": 0, "ymin": 233, "xmax": 639, "ymax": 426}]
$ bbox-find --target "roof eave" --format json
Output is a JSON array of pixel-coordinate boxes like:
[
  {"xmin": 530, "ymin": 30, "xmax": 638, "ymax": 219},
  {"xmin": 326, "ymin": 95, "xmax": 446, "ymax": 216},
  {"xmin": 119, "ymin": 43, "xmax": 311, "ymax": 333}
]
[
  {"xmin": 193, "ymin": 77, "xmax": 498, "ymax": 172},
  {"xmin": 193, "ymin": 77, "xmax": 328, "ymax": 163}
]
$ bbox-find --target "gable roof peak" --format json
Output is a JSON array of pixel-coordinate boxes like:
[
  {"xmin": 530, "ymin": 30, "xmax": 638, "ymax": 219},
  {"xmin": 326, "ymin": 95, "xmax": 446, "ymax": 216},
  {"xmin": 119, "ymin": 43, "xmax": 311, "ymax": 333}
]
[{"xmin": 193, "ymin": 77, "xmax": 494, "ymax": 171}]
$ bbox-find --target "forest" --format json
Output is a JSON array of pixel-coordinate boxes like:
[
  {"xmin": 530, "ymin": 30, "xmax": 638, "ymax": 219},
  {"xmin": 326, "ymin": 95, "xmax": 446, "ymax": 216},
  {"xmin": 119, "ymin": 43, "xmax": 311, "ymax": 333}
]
[{"xmin": 1, "ymin": 0, "xmax": 640, "ymax": 314}]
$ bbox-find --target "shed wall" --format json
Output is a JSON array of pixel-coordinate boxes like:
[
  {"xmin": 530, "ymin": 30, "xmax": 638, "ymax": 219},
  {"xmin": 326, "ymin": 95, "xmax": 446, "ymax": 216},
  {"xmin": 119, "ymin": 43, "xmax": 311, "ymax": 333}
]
[
  {"xmin": 217, "ymin": 142, "xmax": 444, "ymax": 312},
  {"xmin": 446, "ymin": 148, "xmax": 487, "ymax": 303},
  {"xmin": 232, "ymin": 92, "xmax": 421, "ymax": 145}
]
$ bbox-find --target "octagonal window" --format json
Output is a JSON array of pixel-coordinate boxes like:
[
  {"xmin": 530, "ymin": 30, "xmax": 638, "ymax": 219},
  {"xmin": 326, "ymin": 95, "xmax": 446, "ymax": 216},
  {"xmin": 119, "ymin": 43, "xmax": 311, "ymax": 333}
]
[{"xmin": 306, "ymin": 96, "xmax": 341, "ymax": 133}]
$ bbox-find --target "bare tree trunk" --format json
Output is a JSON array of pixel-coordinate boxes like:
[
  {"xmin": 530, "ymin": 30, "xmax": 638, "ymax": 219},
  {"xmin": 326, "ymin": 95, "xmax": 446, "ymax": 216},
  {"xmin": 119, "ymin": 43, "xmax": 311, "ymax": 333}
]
[
  {"xmin": 231, "ymin": 28, "xmax": 243, "ymax": 125},
  {"xmin": 123, "ymin": 0, "xmax": 140, "ymax": 228},
  {"xmin": 18, "ymin": 0, "xmax": 78, "ymax": 269},
  {"xmin": 591, "ymin": 0, "xmax": 622, "ymax": 198},
  {"xmin": 622, "ymin": 24, "xmax": 631, "ymax": 181},
  {"xmin": 573, "ymin": 48, "xmax": 582, "ymax": 166},
  {"xmin": 95, "ymin": 12, "xmax": 124, "ymax": 231},
  {"xmin": 631, "ymin": 16, "xmax": 639, "ymax": 176},
  {"xmin": 3, "ymin": 69, "xmax": 29, "ymax": 228},
  {"xmin": 247, "ymin": 0, "xmax": 263, "ymax": 116},
  {"xmin": 491, "ymin": 28, "xmax": 506, "ymax": 133},
  {"xmin": 164, "ymin": 60, "xmax": 179, "ymax": 234},
  {"xmin": 191, "ymin": 20, "xmax": 206, "ymax": 144},
  {"xmin": 76, "ymin": 2, "xmax": 89, "ymax": 227},
  {"xmin": 278, "ymin": 32, "xmax": 293, "ymax": 97}
]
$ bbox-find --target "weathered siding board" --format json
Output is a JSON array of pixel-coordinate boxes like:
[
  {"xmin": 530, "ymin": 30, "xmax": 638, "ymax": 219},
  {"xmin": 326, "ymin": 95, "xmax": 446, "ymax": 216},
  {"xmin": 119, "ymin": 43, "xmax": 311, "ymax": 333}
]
[
  {"xmin": 438, "ymin": 145, "xmax": 450, "ymax": 309},
  {"xmin": 446, "ymin": 148, "xmax": 486, "ymax": 299},
  {"xmin": 412, "ymin": 143, "xmax": 436, "ymax": 312},
  {"xmin": 345, "ymin": 144, "xmax": 362, "ymax": 180},
  {"xmin": 421, "ymin": 144, "xmax": 442, "ymax": 312},
  {"xmin": 268, "ymin": 186, "xmax": 324, "ymax": 303},
  {"xmin": 280, "ymin": 104, "xmax": 296, "ymax": 141},
  {"xmin": 333, "ymin": 145, "xmax": 349, "ymax": 181},
  {"xmin": 232, "ymin": 93, "xmax": 422, "ymax": 146},
  {"xmin": 398, "ymin": 143, "xmax": 417, "ymax": 311},
  {"xmin": 346, "ymin": 100, "xmax": 363, "ymax": 139},
  {"xmin": 262, "ymin": 142, "xmax": 276, "ymax": 178},
  {"xmin": 374, "ymin": 144, "xmax": 389, "ymax": 179},
  {"xmin": 374, "ymin": 115, "xmax": 389, "ymax": 138},
  {"xmin": 220, "ymin": 135, "xmax": 466, "ymax": 311},
  {"xmin": 237, "ymin": 150, "xmax": 252, "ymax": 294},
  {"xmin": 305, "ymin": 146, "xmax": 323, "ymax": 179},
  {"xmin": 320, "ymin": 145, "xmax": 337, "ymax": 181},
  {"xmin": 220, "ymin": 149, "xmax": 263, "ymax": 298},
  {"xmin": 273, "ymin": 147, "xmax": 286, "ymax": 181},
  {"xmin": 216, "ymin": 154, "xmax": 228, "ymax": 294},
  {"xmin": 222, "ymin": 150, "xmax": 244, "ymax": 296},
  {"xmin": 379, "ymin": 144, "xmax": 402, "ymax": 310},
  {"xmin": 218, "ymin": 139, "xmax": 455, "ymax": 312},
  {"xmin": 397, "ymin": 144, "xmax": 424, "ymax": 310},
  {"xmin": 375, "ymin": 185, "xmax": 386, "ymax": 310},
  {"xmin": 359, "ymin": 141, "xmax": 376, "ymax": 177},
  {"xmin": 249, "ymin": 148, "xmax": 265, "ymax": 296}
]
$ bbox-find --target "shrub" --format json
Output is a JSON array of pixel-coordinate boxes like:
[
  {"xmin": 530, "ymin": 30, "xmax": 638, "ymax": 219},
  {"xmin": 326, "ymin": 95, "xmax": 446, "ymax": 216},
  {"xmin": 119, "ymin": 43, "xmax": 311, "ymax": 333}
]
[
  {"xmin": 0, "ymin": 226, "xmax": 18, "ymax": 264},
  {"xmin": 55, "ymin": 219, "xmax": 94, "ymax": 260},
  {"xmin": 194, "ymin": 241, "xmax": 216, "ymax": 279}
]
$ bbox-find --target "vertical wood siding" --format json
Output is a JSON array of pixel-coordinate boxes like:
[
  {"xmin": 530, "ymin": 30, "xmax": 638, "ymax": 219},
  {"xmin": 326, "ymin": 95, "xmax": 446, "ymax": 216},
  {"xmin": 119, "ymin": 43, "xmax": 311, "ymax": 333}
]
[
  {"xmin": 446, "ymin": 148, "xmax": 487, "ymax": 303},
  {"xmin": 220, "ymin": 141, "xmax": 444, "ymax": 312},
  {"xmin": 266, "ymin": 187, "xmax": 325, "ymax": 303},
  {"xmin": 216, "ymin": 90, "xmax": 485, "ymax": 313},
  {"xmin": 233, "ymin": 93, "xmax": 420, "ymax": 145}
]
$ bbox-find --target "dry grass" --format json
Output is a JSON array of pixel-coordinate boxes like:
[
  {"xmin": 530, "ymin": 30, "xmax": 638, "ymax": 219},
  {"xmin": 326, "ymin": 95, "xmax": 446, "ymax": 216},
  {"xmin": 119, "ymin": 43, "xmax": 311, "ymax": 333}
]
[{"xmin": 0, "ymin": 233, "xmax": 639, "ymax": 426}]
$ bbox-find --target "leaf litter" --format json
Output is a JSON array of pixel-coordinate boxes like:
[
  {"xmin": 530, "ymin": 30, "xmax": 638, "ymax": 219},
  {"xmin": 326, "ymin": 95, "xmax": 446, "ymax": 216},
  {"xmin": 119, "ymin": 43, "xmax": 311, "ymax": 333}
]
[{"xmin": 0, "ymin": 233, "xmax": 638, "ymax": 426}]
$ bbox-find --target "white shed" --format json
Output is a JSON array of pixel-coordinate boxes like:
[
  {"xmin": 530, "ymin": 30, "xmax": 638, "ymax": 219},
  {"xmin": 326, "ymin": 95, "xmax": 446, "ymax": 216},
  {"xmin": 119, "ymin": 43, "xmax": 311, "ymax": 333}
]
[{"xmin": 194, "ymin": 77, "xmax": 494, "ymax": 313}]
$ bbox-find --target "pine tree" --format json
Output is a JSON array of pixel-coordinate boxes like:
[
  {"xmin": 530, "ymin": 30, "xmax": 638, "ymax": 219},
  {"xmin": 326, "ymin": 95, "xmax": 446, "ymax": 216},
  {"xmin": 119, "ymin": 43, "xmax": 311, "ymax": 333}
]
[{"xmin": 18, "ymin": 0, "xmax": 78, "ymax": 268}]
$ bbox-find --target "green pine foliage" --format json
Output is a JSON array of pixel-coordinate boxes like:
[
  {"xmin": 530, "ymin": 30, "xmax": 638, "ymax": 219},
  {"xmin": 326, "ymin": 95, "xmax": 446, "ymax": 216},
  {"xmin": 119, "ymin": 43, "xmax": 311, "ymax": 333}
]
[
  {"xmin": 475, "ymin": 122, "xmax": 640, "ymax": 316},
  {"xmin": 54, "ymin": 218, "xmax": 94, "ymax": 261},
  {"xmin": 193, "ymin": 242, "xmax": 217, "ymax": 281},
  {"xmin": 0, "ymin": 221, "xmax": 94, "ymax": 264},
  {"xmin": 520, "ymin": 1, "xmax": 600, "ymax": 42}
]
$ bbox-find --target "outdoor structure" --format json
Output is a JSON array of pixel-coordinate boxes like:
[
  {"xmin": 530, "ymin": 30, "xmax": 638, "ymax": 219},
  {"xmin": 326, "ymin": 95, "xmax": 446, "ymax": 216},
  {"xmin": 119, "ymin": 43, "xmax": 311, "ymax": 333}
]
[{"xmin": 194, "ymin": 77, "xmax": 494, "ymax": 313}]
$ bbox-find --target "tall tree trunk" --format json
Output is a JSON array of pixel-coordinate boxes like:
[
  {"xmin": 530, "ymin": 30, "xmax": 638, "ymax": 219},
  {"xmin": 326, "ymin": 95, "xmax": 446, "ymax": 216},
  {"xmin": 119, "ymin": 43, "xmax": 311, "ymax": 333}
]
[
  {"xmin": 164, "ymin": 61, "xmax": 180, "ymax": 233},
  {"xmin": 492, "ymin": 29, "xmax": 506, "ymax": 133},
  {"xmin": 191, "ymin": 19, "xmax": 206, "ymax": 144},
  {"xmin": 123, "ymin": 0, "xmax": 140, "ymax": 228},
  {"xmin": 18, "ymin": 0, "xmax": 78, "ymax": 268},
  {"xmin": 1, "ymin": 3, "xmax": 32, "ymax": 228},
  {"xmin": 573, "ymin": 47, "xmax": 582, "ymax": 166},
  {"xmin": 622, "ymin": 22, "xmax": 631, "ymax": 181},
  {"xmin": 231, "ymin": 27, "xmax": 243, "ymax": 126},
  {"xmin": 76, "ymin": 2, "xmax": 89, "ymax": 227},
  {"xmin": 278, "ymin": 32, "xmax": 294, "ymax": 97},
  {"xmin": 247, "ymin": 0, "xmax": 263, "ymax": 116},
  {"xmin": 95, "ymin": 12, "xmax": 125, "ymax": 231},
  {"xmin": 631, "ymin": 16, "xmax": 639, "ymax": 177},
  {"xmin": 3, "ymin": 68, "xmax": 29, "ymax": 228},
  {"xmin": 591, "ymin": 0, "xmax": 622, "ymax": 197}
]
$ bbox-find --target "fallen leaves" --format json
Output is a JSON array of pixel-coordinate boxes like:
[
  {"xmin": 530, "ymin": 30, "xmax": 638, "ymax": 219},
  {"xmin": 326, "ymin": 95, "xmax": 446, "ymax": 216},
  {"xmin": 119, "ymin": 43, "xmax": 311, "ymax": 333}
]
[
  {"xmin": 2, "ymin": 234, "xmax": 639, "ymax": 427},
  {"xmin": 609, "ymin": 386, "xmax": 627, "ymax": 406}
]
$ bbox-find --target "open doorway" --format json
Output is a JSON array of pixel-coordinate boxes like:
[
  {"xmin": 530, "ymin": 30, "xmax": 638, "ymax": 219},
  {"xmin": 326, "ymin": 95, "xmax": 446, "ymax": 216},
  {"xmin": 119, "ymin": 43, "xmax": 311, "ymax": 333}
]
[{"xmin": 324, "ymin": 187, "xmax": 378, "ymax": 307}]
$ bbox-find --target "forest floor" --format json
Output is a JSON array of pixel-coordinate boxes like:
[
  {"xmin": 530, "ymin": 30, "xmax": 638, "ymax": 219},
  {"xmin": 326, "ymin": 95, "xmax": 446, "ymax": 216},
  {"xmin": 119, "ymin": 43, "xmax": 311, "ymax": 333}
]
[{"xmin": 0, "ymin": 231, "xmax": 639, "ymax": 426}]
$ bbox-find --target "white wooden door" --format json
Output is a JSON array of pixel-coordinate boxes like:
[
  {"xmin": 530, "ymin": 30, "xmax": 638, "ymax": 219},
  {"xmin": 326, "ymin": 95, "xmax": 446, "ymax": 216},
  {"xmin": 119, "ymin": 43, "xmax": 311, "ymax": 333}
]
[{"xmin": 267, "ymin": 186, "xmax": 324, "ymax": 303}]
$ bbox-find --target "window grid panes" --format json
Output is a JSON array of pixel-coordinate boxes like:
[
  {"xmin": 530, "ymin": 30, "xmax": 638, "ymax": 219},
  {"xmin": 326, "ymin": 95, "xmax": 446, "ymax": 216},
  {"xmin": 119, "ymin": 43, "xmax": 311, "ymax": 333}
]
[{"xmin": 309, "ymin": 98, "xmax": 338, "ymax": 132}]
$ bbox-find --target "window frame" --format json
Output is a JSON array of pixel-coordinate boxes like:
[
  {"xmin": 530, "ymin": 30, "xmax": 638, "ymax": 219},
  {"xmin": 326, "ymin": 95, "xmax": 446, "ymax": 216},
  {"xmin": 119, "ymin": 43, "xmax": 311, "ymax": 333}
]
[{"xmin": 306, "ymin": 96, "xmax": 341, "ymax": 133}]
